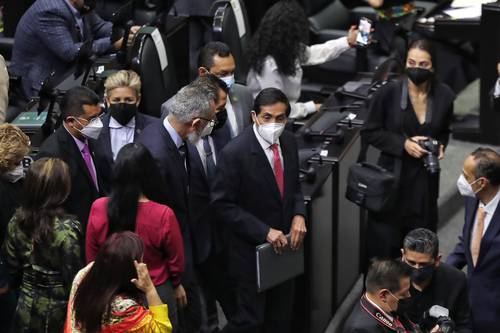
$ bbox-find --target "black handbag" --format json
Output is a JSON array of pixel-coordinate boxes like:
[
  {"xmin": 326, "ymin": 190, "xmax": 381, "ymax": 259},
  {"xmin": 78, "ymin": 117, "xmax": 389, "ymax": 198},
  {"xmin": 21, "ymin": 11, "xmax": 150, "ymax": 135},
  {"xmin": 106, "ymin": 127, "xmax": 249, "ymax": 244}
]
[
  {"xmin": 345, "ymin": 80, "xmax": 413, "ymax": 212},
  {"xmin": 345, "ymin": 156, "xmax": 400, "ymax": 212}
]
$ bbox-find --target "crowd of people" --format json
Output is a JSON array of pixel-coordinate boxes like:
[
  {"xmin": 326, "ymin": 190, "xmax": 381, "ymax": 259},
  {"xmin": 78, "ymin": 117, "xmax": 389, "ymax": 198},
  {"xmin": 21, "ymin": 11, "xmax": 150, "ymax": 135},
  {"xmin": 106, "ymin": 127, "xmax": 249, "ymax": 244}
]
[{"xmin": 1, "ymin": 1, "xmax": 500, "ymax": 333}]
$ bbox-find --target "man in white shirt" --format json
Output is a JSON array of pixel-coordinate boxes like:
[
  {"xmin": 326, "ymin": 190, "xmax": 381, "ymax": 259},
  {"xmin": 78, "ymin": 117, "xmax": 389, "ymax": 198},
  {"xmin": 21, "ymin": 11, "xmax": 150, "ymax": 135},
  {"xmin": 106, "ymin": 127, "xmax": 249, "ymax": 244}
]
[
  {"xmin": 197, "ymin": 41, "xmax": 253, "ymax": 138},
  {"xmin": 211, "ymin": 88, "xmax": 306, "ymax": 333},
  {"xmin": 448, "ymin": 148, "xmax": 500, "ymax": 332}
]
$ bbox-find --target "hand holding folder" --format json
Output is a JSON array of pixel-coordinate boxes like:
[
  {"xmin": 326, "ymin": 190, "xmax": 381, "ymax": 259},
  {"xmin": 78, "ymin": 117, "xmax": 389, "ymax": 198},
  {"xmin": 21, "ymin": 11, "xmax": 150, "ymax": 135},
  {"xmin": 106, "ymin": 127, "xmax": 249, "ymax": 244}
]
[{"xmin": 255, "ymin": 234, "xmax": 305, "ymax": 293}]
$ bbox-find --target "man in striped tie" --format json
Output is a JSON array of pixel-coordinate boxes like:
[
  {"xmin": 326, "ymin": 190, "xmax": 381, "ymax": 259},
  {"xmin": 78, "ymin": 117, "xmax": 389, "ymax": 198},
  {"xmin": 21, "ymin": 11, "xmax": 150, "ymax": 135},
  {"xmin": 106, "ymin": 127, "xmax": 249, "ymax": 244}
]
[
  {"xmin": 211, "ymin": 87, "xmax": 307, "ymax": 333},
  {"xmin": 447, "ymin": 148, "xmax": 500, "ymax": 333}
]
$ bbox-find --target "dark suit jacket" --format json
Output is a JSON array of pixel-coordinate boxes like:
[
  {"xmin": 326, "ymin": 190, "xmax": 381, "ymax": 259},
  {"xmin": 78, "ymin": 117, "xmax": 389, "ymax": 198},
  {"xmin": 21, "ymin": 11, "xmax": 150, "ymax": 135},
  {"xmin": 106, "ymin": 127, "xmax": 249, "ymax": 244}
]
[
  {"xmin": 228, "ymin": 83, "xmax": 253, "ymax": 135},
  {"xmin": 188, "ymin": 127, "xmax": 231, "ymax": 265},
  {"xmin": 36, "ymin": 126, "xmax": 102, "ymax": 228},
  {"xmin": 404, "ymin": 263, "xmax": 472, "ymax": 333},
  {"xmin": 9, "ymin": 0, "xmax": 113, "ymax": 99},
  {"xmin": 211, "ymin": 126, "xmax": 306, "ymax": 280},
  {"xmin": 93, "ymin": 113, "xmax": 159, "ymax": 194},
  {"xmin": 343, "ymin": 302, "xmax": 392, "ymax": 333},
  {"xmin": 447, "ymin": 196, "xmax": 500, "ymax": 332},
  {"xmin": 160, "ymin": 83, "xmax": 253, "ymax": 137},
  {"xmin": 362, "ymin": 79, "xmax": 455, "ymax": 172},
  {"xmin": 137, "ymin": 121, "xmax": 195, "ymax": 281}
]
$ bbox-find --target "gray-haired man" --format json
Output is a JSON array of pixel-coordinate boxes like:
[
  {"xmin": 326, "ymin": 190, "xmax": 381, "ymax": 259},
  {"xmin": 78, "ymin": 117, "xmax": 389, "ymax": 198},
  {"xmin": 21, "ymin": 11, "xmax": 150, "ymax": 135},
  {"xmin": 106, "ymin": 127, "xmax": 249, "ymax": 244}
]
[
  {"xmin": 138, "ymin": 80, "xmax": 217, "ymax": 333},
  {"xmin": 400, "ymin": 228, "xmax": 472, "ymax": 333}
]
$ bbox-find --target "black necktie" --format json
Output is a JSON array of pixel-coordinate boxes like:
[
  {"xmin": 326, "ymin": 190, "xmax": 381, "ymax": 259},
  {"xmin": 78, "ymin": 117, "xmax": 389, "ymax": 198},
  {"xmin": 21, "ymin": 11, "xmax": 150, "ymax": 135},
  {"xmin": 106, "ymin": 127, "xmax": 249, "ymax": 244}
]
[
  {"xmin": 202, "ymin": 137, "xmax": 216, "ymax": 183},
  {"xmin": 178, "ymin": 141, "xmax": 187, "ymax": 171}
]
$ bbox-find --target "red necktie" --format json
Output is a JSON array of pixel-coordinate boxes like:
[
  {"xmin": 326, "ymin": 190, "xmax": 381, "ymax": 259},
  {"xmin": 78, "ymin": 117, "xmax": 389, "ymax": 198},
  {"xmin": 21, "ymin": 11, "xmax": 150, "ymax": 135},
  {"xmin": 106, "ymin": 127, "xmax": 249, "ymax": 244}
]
[{"xmin": 271, "ymin": 144, "xmax": 284, "ymax": 198}]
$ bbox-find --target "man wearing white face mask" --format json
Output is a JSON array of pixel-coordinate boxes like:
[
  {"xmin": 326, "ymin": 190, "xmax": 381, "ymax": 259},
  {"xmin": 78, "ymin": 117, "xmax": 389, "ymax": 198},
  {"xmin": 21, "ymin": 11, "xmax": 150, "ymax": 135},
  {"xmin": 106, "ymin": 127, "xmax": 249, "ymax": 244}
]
[
  {"xmin": 447, "ymin": 148, "xmax": 500, "ymax": 333},
  {"xmin": 138, "ymin": 78, "xmax": 217, "ymax": 333},
  {"xmin": 211, "ymin": 88, "xmax": 306, "ymax": 333},
  {"xmin": 196, "ymin": 42, "xmax": 253, "ymax": 138},
  {"xmin": 37, "ymin": 86, "xmax": 103, "ymax": 229}
]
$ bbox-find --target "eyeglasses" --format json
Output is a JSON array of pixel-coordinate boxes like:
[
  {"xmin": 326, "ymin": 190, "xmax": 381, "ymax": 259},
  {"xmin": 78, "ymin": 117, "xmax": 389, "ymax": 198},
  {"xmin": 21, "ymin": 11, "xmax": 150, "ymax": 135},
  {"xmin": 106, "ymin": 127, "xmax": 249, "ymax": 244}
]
[
  {"xmin": 77, "ymin": 112, "xmax": 104, "ymax": 124},
  {"xmin": 195, "ymin": 117, "xmax": 218, "ymax": 128}
]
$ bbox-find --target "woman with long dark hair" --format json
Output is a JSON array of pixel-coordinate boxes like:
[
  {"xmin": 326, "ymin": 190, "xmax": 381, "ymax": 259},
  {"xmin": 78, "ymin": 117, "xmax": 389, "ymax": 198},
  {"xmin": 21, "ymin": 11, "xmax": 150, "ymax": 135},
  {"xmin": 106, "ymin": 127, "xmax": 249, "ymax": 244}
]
[
  {"xmin": 2, "ymin": 157, "xmax": 83, "ymax": 333},
  {"xmin": 361, "ymin": 39, "xmax": 455, "ymax": 264},
  {"xmin": 66, "ymin": 231, "xmax": 172, "ymax": 332},
  {"xmin": 86, "ymin": 143, "xmax": 184, "ymax": 330},
  {"xmin": 246, "ymin": 0, "xmax": 358, "ymax": 119}
]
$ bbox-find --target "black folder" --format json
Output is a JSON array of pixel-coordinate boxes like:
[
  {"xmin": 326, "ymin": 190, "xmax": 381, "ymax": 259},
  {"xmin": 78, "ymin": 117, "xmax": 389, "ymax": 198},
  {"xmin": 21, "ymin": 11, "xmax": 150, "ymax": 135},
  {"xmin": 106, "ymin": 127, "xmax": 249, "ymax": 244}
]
[{"xmin": 255, "ymin": 235, "xmax": 304, "ymax": 293}]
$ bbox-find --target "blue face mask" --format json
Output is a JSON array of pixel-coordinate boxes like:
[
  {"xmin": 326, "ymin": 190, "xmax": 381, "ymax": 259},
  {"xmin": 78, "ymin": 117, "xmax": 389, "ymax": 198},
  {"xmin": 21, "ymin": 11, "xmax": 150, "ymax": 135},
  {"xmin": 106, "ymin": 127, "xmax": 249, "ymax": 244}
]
[{"xmin": 220, "ymin": 74, "xmax": 235, "ymax": 90}]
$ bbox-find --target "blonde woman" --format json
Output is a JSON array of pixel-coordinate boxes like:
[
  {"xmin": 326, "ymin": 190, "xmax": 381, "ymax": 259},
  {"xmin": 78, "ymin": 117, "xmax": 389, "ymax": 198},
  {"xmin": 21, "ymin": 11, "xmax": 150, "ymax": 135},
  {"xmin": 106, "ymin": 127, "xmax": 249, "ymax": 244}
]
[{"xmin": 93, "ymin": 70, "xmax": 158, "ymax": 192}]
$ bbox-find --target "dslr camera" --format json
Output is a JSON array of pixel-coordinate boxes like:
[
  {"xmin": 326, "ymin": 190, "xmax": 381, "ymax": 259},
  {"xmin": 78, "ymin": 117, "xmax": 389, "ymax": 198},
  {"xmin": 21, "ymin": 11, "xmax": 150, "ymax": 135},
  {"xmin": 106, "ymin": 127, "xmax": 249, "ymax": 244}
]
[
  {"xmin": 424, "ymin": 305, "xmax": 455, "ymax": 333},
  {"xmin": 418, "ymin": 138, "xmax": 440, "ymax": 174}
]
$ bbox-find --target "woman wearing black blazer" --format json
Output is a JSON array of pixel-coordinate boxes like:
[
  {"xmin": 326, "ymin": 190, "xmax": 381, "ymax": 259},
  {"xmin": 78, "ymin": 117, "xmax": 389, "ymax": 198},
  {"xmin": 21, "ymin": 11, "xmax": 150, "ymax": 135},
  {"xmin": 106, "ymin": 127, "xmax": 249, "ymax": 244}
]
[{"xmin": 361, "ymin": 39, "xmax": 455, "ymax": 262}]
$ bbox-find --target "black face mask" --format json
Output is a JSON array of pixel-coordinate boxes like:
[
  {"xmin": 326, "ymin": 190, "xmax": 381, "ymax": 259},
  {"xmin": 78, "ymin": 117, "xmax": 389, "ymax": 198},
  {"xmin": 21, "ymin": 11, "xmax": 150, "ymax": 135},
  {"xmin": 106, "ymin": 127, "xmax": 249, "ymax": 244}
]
[
  {"xmin": 79, "ymin": 0, "xmax": 96, "ymax": 14},
  {"xmin": 393, "ymin": 297, "xmax": 413, "ymax": 317},
  {"xmin": 406, "ymin": 67, "xmax": 433, "ymax": 85},
  {"xmin": 109, "ymin": 103, "xmax": 138, "ymax": 126},
  {"xmin": 409, "ymin": 264, "xmax": 435, "ymax": 285},
  {"xmin": 214, "ymin": 107, "xmax": 228, "ymax": 131}
]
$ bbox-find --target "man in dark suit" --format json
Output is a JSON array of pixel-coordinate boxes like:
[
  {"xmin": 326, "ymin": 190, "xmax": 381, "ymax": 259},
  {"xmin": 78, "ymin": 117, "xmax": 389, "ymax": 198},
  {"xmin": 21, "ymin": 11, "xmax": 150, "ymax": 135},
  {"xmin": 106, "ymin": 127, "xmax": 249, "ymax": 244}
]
[
  {"xmin": 400, "ymin": 228, "xmax": 472, "ymax": 332},
  {"xmin": 93, "ymin": 70, "xmax": 158, "ymax": 193},
  {"xmin": 9, "ymin": 0, "xmax": 135, "ymax": 100},
  {"xmin": 197, "ymin": 41, "xmax": 253, "ymax": 137},
  {"xmin": 212, "ymin": 88, "xmax": 307, "ymax": 333},
  {"xmin": 183, "ymin": 75, "xmax": 233, "ymax": 333},
  {"xmin": 447, "ymin": 148, "xmax": 500, "ymax": 333},
  {"xmin": 37, "ymin": 86, "xmax": 103, "ymax": 229},
  {"xmin": 138, "ymin": 79, "xmax": 217, "ymax": 333},
  {"xmin": 343, "ymin": 259, "xmax": 416, "ymax": 333}
]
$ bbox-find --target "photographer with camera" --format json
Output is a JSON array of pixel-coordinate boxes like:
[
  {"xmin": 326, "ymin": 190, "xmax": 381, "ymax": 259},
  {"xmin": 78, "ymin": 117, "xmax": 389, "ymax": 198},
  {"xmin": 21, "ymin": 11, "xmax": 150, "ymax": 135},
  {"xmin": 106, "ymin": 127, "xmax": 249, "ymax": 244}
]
[
  {"xmin": 400, "ymin": 229, "xmax": 472, "ymax": 333},
  {"xmin": 361, "ymin": 39, "xmax": 455, "ymax": 264}
]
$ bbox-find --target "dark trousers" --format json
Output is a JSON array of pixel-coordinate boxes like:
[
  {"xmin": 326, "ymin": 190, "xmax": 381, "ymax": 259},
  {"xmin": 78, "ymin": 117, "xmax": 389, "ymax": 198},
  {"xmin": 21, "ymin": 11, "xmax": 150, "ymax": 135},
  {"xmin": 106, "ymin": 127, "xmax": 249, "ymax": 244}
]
[
  {"xmin": 156, "ymin": 280, "xmax": 179, "ymax": 333},
  {"xmin": 178, "ymin": 280, "xmax": 203, "ymax": 333},
  {"xmin": 221, "ymin": 279, "xmax": 295, "ymax": 333},
  {"xmin": 198, "ymin": 251, "xmax": 236, "ymax": 332}
]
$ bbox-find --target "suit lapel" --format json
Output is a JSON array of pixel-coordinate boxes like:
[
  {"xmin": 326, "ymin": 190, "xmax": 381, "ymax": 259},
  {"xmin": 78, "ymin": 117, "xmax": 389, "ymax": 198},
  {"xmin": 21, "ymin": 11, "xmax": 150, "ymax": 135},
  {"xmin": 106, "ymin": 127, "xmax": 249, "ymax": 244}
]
[
  {"xmin": 58, "ymin": 128, "xmax": 98, "ymax": 194},
  {"xmin": 281, "ymin": 138, "xmax": 294, "ymax": 204},
  {"xmin": 464, "ymin": 198, "xmax": 477, "ymax": 265},
  {"xmin": 161, "ymin": 124, "xmax": 189, "ymax": 182},
  {"xmin": 477, "ymin": 200, "xmax": 500, "ymax": 267},
  {"xmin": 250, "ymin": 129, "xmax": 282, "ymax": 202},
  {"xmin": 133, "ymin": 114, "xmax": 144, "ymax": 142},
  {"xmin": 230, "ymin": 93, "xmax": 244, "ymax": 134}
]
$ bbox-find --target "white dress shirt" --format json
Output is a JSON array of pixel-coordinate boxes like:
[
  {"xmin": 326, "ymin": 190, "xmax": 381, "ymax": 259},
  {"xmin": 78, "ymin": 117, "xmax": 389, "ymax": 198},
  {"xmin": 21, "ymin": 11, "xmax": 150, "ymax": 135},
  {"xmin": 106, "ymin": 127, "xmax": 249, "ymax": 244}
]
[
  {"xmin": 163, "ymin": 116, "xmax": 183, "ymax": 148},
  {"xmin": 471, "ymin": 189, "xmax": 500, "ymax": 249},
  {"xmin": 195, "ymin": 136, "xmax": 217, "ymax": 174},
  {"xmin": 252, "ymin": 124, "xmax": 284, "ymax": 172},
  {"xmin": 247, "ymin": 37, "xmax": 351, "ymax": 119},
  {"xmin": 494, "ymin": 79, "xmax": 500, "ymax": 98},
  {"xmin": 109, "ymin": 116, "xmax": 135, "ymax": 161},
  {"xmin": 364, "ymin": 293, "xmax": 394, "ymax": 322}
]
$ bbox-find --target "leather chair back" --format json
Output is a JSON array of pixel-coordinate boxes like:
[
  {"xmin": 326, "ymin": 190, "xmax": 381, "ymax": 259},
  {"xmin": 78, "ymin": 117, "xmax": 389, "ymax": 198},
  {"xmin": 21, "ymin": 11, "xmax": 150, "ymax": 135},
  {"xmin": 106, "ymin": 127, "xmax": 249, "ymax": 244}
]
[
  {"xmin": 129, "ymin": 27, "xmax": 177, "ymax": 117},
  {"xmin": 211, "ymin": 0, "xmax": 251, "ymax": 83}
]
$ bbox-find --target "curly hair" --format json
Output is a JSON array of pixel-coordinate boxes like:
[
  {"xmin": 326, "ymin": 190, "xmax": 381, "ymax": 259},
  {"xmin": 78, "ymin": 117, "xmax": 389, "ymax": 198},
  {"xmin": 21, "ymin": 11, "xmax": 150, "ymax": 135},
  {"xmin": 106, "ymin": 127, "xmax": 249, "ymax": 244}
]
[
  {"xmin": 247, "ymin": 0, "xmax": 310, "ymax": 77},
  {"xmin": 0, "ymin": 124, "xmax": 30, "ymax": 174}
]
